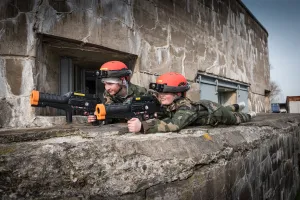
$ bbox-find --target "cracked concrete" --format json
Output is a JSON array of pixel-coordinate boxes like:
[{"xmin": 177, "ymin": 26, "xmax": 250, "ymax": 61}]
[
  {"xmin": 0, "ymin": 114, "xmax": 300, "ymax": 199},
  {"xmin": 0, "ymin": 0, "xmax": 271, "ymax": 128},
  {"xmin": 0, "ymin": 0, "xmax": 270, "ymax": 127}
]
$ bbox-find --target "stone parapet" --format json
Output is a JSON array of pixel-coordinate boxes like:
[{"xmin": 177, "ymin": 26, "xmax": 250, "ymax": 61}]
[{"xmin": 1, "ymin": 114, "xmax": 300, "ymax": 199}]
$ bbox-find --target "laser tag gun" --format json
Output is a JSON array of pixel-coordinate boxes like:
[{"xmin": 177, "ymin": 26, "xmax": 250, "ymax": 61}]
[
  {"xmin": 30, "ymin": 90, "xmax": 101, "ymax": 124},
  {"xmin": 95, "ymin": 96, "xmax": 163, "ymax": 121}
]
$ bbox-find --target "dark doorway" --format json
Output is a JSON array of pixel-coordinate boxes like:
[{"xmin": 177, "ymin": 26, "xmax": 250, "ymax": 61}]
[{"xmin": 35, "ymin": 34, "xmax": 137, "ymax": 117}]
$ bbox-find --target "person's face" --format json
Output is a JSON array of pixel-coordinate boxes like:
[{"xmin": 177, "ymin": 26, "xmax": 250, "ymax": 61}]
[
  {"xmin": 104, "ymin": 82, "xmax": 122, "ymax": 96},
  {"xmin": 158, "ymin": 93, "xmax": 176, "ymax": 105}
]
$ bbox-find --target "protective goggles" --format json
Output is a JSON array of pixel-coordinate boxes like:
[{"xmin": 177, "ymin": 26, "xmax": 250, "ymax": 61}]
[
  {"xmin": 95, "ymin": 69, "xmax": 132, "ymax": 78},
  {"xmin": 101, "ymin": 78, "xmax": 122, "ymax": 84},
  {"xmin": 149, "ymin": 83, "xmax": 190, "ymax": 93}
]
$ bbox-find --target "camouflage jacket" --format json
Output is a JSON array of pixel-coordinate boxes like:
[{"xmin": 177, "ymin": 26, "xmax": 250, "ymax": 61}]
[
  {"xmin": 101, "ymin": 83, "xmax": 148, "ymax": 124},
  {"xmin": 103, "ymin": 83, "xmax": 148, "ymax": 104},
  {"xmin": 141, "ymin": 97, "xmax": 222, "ymax": 133}
]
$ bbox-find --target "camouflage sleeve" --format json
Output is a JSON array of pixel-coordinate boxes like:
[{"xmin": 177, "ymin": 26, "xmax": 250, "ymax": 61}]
[
  {"xmin": 141, "ymin": 106, "xmax": 198, "ymax": 133},
  {"xmin": 140, "ymin": 87, "xmax": 148, "ymax": 95},
  {"xmin": 146, "ymin": 89, "xmax": 159, "ymax": 99},
  {"xmin": 130, "ymin": 84, "xmax": 148, "ymax": 97},
  {"xmin": 103, "ymin": 91, "xmax": 114, "ymax": 105}
]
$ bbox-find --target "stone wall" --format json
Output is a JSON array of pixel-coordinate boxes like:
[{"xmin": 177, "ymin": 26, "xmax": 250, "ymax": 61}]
[
  {"xmin": 0, "ymin": 114, "xmax": 299, "ymax": 199},
  {"xmin": 0, "ymin": 0, "xmax": 270, "ymax": 127},
  {"xmin": 249, "ymin": 92, "xmax": 271, "ymax": 113}
]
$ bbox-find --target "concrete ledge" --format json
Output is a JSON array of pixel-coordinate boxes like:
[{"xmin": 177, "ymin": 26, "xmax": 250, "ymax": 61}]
[{"xmin": 0, "ymin": 114, "xmax": 300, "ymax": 199}]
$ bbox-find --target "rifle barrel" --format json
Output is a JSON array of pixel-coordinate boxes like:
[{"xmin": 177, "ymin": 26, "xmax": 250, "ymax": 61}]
[{"xmin": 30, "ymin": 90, "xmax": 70, "ymax": 106}]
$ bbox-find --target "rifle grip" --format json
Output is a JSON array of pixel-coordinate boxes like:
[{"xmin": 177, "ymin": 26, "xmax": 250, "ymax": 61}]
[
  {"xmin": 66, "ymin": 111, "xmax": 72, "ymax": 123},
  {"xmin": 91, "ymin": 121, "xmax": 100, "ymax": 126}
]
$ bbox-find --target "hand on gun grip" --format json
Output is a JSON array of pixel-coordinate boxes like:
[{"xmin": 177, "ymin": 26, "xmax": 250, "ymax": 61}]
[
  {"xmin": 127, "ymin": 118, "xmax": 142, "ymax": 133},
  {"xmin": 147, "ymin": 89, "xmax": 159, "ymax": 100},
  {"xmin": 88, "ymin": 115, "xmax": 96, "ymax": 123},
  {"xmin": 154, "ymin": 111, "xmax": 165, "ymax": 119}
]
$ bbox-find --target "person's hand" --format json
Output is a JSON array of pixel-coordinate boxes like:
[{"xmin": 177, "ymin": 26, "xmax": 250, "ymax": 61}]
[
  {"xmin": 87, "ymin": 115, "xmax": 96, "ymax": 123},
  {"xmin": 127, "ymin": 118, "xmax": 142, "ymax": 133}
]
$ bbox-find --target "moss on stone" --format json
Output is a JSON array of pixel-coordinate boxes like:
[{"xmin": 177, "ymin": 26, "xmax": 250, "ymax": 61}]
[
  {"xmin": 0, "ymin": 146, "xmax": 16, "ymax": 155},
  {"xmin": 54, "ymin": 131, "xmax": 77, "ymax": 138}
]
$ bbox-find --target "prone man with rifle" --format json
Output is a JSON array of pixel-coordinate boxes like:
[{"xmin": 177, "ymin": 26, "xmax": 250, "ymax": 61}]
[{"xmin": 127, "ymin": 72, "xmax": 254, "ymax": 134}]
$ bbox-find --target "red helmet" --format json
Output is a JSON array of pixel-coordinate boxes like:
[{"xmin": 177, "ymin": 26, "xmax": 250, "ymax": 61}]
[
  {"xmin": 96, "ymin": 61, "xmax": 132, "ymax": 81},
  {"xmin": 100, "ymin": 61, "xmax": 128, "ymax": 71},
  {"xmin": 149, "ymin": 72, "xmax": 190, "ymax": 94}
]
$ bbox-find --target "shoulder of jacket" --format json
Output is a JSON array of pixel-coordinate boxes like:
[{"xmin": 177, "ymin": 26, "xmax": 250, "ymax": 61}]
[
  {"xmin": 175, "ymin": 98, "xmax": 193, "ymax": 109},
  {"xmin": 129, "ymin": 83, "xmax": 147, "ymax": 93}
]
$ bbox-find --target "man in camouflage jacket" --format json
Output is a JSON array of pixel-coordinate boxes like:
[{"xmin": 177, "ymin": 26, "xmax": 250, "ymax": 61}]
[
  {"xmin": 88, "ymin": 61, "xmax": 147, "ymax": 123},
  {"xmin": 127, "ymin": 72, "xmax": 255, "ymax": 133},
  {"xmin": 140, "ymin": 98, "xmax": 251, "ymax": 133},
  {"xmin": 103, "ymin": 81, "xmax": 147, "ymax": 104}
]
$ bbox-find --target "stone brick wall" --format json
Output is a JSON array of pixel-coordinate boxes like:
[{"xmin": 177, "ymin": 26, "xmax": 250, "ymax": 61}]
[
  {"xmin": 0, "ymin": 114, "xmax": 299, "ymax": 199},
  {"xmin": 0, "ymin": 0, "xmax": 270, "ymax": 127}
]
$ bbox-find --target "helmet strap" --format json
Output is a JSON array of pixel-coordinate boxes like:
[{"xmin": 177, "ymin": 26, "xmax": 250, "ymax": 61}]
[
  {"xmin": 124, "ymin": 80, "xmax": 129, "ymax": 98},
  {"xmin": 115, "ymin": 85, "xmax": 123, "ymax": 96},
  {"xmin": 115, "ymin": 79, "xmax": 128, "ymax": 98},
  {"xmin": 173, "ymin": 94, "xmax": 182, "ymax": 102}
]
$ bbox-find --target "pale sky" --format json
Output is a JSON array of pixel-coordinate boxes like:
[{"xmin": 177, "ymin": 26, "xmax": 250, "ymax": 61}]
[{"xmin": 242, "ymin": 0, "xmax": 300, "ymax": 102}]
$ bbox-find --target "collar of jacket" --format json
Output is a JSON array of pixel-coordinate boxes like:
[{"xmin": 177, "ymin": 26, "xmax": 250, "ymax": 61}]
[
  {"xmin": 126, "ymin": 82, "xmax": 135, "ymax": 97},
  {"xmin": 163, "ymin": 97, "xmax": 186, "ymax": 112}
]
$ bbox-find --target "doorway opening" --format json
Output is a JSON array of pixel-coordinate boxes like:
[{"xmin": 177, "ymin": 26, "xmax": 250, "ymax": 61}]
[
  {"xmin": 197, "ymin": 73, "xmax": 250, "ymax": 112},
  {"xmin": 35, "ymin": 34, "xmax": 137, "ymax": 118},
  {"xmin": 218, "ymin": 86, "xmax": 237, "ymax": 106}
]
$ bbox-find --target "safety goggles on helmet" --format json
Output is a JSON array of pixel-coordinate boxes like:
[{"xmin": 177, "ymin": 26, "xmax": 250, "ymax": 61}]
[
  {"xmin": 101, "ymin": 78, "xmax": 123, "ymax": 84},
  {"xmin": 95, "ymin": 68, "xmax": 132, "ymax": 79},
  {"xmin": 149, "ymin": 83, "xmax": 190, "ymax": 93}
]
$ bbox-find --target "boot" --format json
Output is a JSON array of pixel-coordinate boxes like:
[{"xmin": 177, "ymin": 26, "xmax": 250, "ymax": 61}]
[
  {"xmin": 247, "ymin": 111, "xmax": 256, "ymax": 119},
  {"xmin": 238, "ymin": 102, "xmax": 246, "ymax": 111}
]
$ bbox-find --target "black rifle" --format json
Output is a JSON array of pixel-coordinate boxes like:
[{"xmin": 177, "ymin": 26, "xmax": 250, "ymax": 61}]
[
  {"xmin": 30, "ymin": 90, "xmax": 101, "ymax": 124},
  {"xmin": 95, "ymin": 96, "xmax": 163, "ymax": 121}
]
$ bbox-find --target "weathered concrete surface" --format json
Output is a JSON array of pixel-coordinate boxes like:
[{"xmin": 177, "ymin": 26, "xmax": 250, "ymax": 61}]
[
  {"xmin": 0, "ymin": 0, "xmax": 270, "ymax": 128},
  {"xmin": 1, "ymin": 114, "xmax": 300, "ymax": 199}
]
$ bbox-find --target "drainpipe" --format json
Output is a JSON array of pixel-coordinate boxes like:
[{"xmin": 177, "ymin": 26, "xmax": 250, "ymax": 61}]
[
  {"xmin": 215, "ymin": 79, "xmax": 218, "ymax": 95},
  {"xmin": 197, "ymin": 75, "xmax": 202, "ymax": 99},
  {"xmin": 237, "ymin": 85, "xmax": 240, "ymax": 102}
]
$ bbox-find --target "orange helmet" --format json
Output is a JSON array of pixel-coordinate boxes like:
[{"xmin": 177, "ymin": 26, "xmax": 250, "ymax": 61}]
[
  {"xmin": 100, "ymin": 61, "xmax": 127, "ymax": 71},
  {"xmin": 149, "ymin": 72, "xmax": 190, "ymax": 94},
  {"xmin": 95, "ymin": 61, "xmax": 132, "ymax": 81}
]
